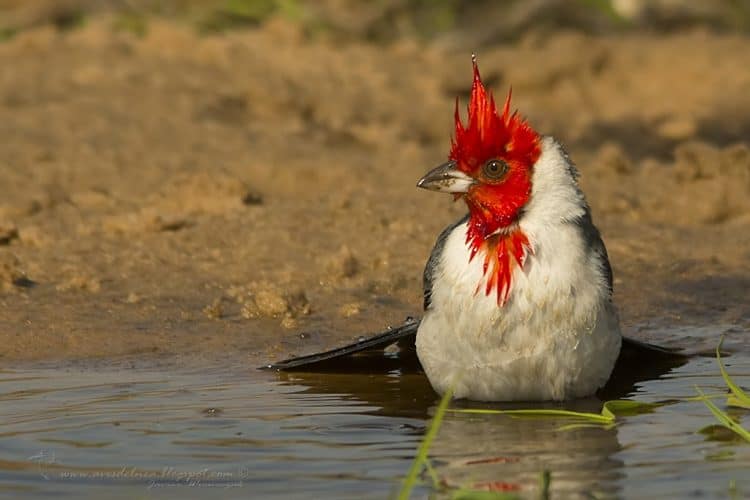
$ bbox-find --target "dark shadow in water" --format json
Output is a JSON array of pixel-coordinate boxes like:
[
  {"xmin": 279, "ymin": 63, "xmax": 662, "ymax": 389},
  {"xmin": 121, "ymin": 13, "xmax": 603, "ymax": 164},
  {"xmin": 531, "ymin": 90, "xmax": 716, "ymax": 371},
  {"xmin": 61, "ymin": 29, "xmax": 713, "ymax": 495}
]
[
  {"xmin": 597, "ymin": 337, "xmax": 688, "ymax": 400},
  {"xmin": 278, "ymin": 369, "xmax": 436, "ymax": 419},
  {"xmin": 274, "ymin": 336, "xmax": 687, "ymax": 419}
]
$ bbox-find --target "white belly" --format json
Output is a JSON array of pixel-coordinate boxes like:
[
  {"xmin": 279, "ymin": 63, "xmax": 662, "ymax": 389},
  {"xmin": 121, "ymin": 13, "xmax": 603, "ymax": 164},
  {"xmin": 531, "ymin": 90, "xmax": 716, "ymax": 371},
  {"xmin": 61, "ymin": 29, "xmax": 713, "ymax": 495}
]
[{"xmin": 416, "ymin": 222, "xmax": 622, "ymax": 402}]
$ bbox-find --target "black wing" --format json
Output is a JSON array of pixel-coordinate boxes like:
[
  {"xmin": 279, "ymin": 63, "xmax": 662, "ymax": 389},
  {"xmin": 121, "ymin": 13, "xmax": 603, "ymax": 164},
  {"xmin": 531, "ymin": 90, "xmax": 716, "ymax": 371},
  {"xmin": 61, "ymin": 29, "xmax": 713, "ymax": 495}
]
[{"xmin": 261, "ymin": 317, "xmax": 419, "ymax": 371}]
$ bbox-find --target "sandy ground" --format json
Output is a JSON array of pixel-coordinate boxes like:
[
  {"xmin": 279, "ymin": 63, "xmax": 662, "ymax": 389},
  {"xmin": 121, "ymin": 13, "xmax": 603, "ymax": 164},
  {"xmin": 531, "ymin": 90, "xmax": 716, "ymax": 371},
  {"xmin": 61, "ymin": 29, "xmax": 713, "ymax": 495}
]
[{"xmin": 0, "ymin": 17, "xmax": 749, "ymax": 365}]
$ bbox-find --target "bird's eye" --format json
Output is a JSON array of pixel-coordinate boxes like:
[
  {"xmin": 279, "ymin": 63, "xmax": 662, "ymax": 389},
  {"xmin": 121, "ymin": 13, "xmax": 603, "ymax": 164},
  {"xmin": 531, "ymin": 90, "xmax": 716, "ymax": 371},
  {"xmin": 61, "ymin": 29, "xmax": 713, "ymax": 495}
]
[{"xmin": 482, "ymin": 159, "xmax": 509, "ymax": 179}]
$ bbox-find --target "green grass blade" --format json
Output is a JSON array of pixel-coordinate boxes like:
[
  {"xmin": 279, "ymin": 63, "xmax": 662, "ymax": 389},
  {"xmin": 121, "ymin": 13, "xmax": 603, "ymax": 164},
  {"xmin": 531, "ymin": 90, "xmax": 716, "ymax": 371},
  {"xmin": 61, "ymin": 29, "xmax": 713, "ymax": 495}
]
[
  {"xmin": 398, "ymin": 387, "xmax": 453, "ymax": 500},
  {"xmin": 450, "ymin": 408, "xmax": 613, "ymax": 423},
  {"xmin": 452, "ymin": 399, "xmax": 656, "ymax": 428},
  {"xmin": 540, "ymin": 470, "xmax": 551, "ymax": 500},
  {"xmin": 685, "ymin": 392, "xmax": 729, "ymax": 402},
  {"xmin": 696, "ymin": 386, "xmax": 750, "ymax": 442},
  {"xmin": 727, "ymin": 395, "xmax": 750, "ymax": 410},
  {"xmin": 557, "ymin": 422, "xmax": 616, "ymax": 432},
  {"xmin": 424, "ymin": 459, "xmax": 441, "ymax": 489},
  {"xmin": 716, "ymin": 336, "xmax": 750, "ymax": 409},
  {"xmin": 601, "ymin": 400, "xmax": 658, "ymax": 419}
]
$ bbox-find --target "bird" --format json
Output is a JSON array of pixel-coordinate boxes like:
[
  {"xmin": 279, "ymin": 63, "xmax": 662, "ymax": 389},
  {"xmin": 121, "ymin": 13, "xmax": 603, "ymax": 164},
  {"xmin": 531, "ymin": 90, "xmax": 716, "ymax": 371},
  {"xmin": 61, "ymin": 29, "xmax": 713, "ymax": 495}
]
[
  {"xmin": 265, "ymin": 58, "xmax": 686, "ymax": 402},
  {"xmin": 413, "ymin": 58, "xmax": 621, "ymax": 401}
]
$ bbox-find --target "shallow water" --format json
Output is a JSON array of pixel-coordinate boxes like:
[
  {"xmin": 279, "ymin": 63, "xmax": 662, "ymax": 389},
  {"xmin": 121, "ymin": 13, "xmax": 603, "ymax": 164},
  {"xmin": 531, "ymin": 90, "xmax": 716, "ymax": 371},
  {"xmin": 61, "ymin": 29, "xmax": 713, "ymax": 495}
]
[{"xmin": 1, "ymin": 334, "xmax": 749, "ymax": 499}]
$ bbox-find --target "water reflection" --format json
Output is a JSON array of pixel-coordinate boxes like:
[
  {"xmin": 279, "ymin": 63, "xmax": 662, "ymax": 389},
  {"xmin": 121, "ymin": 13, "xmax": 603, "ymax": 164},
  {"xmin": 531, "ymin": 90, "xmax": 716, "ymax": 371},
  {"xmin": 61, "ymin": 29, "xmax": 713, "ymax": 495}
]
[
  {"xmin": 274, "ymin": 341, "xmax": 688, "ymax": 497},
  {"xmin": 432, "ymin": 415, "xmax": 624, "ymax": 497},
  {"xmin": 278, "ymin": 369, "xmax": 627, "ymax": 497}
]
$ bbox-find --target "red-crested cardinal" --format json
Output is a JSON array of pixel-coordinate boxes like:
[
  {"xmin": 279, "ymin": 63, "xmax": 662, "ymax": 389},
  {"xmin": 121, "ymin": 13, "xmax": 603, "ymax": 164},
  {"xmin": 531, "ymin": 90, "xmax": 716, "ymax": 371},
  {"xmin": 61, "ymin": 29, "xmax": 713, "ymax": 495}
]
[
  {"xmin": 414, "ymin": 59, "xmax": 621, "ymax": 401},
  {"xmin": 263, "ymin": 59, "xmax": 689, "ymax": 402}
]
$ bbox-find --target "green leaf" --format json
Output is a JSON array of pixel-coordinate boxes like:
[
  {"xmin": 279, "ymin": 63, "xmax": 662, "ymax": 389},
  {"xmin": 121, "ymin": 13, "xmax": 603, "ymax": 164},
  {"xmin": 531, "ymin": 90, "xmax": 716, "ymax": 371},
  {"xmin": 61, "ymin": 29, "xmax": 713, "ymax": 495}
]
[
  {"xmin": 601, "ymin": 400, "xmax": 659, "ymax": 418},
  {"xmin": 696, "ymin": 386, "xmax": 750, "ymax": 442},
  {"xmin": 699, "ymin": 424, "xmax": 747, "ymax": 443},
  {"xmin": 717, "ymin": 335, "xmax": 750, "ymax": 409}
]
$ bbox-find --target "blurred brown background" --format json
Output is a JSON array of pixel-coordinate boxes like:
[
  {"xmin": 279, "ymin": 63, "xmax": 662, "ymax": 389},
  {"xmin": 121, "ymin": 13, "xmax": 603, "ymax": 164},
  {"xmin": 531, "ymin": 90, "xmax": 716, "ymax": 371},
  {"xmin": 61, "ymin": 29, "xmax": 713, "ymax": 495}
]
[{"xmin": 1, "ymin": 0, "xmax": 749, "ymax": 363}]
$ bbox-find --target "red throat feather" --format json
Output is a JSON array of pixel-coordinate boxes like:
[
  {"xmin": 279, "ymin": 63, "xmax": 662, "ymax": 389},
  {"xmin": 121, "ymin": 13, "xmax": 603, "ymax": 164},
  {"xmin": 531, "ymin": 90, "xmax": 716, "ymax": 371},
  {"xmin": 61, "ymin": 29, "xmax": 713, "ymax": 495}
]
[{"xmin": 450, "ymin": 58, "xmax": 541, "ymax": 306}]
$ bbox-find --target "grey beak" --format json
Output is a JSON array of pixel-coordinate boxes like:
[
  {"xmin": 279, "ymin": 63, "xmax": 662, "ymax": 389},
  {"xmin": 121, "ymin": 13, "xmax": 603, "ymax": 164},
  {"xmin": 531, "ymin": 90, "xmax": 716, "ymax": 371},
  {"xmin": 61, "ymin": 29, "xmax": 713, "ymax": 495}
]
[{"xmin": 417, "ymin": 160, "xmax": 475, "ymax": 193}]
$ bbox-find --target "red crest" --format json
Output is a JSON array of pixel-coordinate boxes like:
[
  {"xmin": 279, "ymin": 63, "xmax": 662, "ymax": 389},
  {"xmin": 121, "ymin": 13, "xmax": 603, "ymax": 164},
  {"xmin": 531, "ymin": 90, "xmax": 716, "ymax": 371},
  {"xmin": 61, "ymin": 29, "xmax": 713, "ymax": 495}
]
[{"xmin": 450, "ymin": 59, "xmax": 540, "ymax": 176}]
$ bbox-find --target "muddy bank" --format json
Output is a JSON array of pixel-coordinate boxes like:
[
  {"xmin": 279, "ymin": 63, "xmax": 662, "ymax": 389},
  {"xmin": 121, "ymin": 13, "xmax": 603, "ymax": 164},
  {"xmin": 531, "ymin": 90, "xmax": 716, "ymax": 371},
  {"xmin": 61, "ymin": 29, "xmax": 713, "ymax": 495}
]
[{"xmin": 0, "ymin": 19, "xmax": 748, "ymax": 364}]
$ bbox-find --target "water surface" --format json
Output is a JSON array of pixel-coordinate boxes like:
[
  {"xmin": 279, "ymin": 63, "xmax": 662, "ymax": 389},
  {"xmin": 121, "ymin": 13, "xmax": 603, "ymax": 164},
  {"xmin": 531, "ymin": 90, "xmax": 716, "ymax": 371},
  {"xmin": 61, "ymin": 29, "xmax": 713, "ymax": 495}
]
[{"xmin": 1, "ymin": 331, "xmax": 749, "ymax": 499}]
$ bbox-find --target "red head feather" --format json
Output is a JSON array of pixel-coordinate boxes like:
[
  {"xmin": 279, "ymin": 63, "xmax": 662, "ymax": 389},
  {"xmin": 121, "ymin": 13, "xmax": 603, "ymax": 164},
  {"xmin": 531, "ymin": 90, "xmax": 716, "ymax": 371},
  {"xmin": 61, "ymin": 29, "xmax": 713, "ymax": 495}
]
[
  {"xmin": 449, "ymin": 58, "xmax": 541, "ymax": 305},
  {"xmin": 450, "ymin": 59, "xmax": 540, "ymax": 181}
]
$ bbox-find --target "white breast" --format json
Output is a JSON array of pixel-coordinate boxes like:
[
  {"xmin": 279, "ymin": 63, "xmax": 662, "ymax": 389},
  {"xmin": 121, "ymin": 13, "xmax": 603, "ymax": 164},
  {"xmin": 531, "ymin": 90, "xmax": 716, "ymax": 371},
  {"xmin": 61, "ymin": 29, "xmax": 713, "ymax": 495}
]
[{"xmin": 416, "ymin": 137, "xmax": 621, "ymax": 401}]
